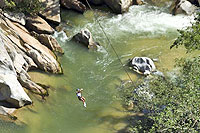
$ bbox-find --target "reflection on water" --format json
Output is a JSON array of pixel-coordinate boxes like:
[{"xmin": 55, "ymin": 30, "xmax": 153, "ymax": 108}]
[{"xmin": 0, "ymin": 4, "xmax": 196, "ymax": 133}]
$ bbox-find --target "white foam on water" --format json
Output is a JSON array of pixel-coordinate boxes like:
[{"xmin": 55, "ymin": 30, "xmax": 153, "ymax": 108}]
[
  {"xmin": 86, "ymin": 5, "xmax": 195, "ymax": 38},
  {"xmin": 54, "ymin": 30, "xmax": 69, "ymax": 42}
]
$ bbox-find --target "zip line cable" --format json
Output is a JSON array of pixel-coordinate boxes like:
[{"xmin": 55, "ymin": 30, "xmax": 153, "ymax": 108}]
[
  {"xmin": 62, "ymin": 77, "xmax": 90, "ymax": 95},
  {"xmin": 85, "ymin": 0, "xmax": 134, "ymax": 84}
]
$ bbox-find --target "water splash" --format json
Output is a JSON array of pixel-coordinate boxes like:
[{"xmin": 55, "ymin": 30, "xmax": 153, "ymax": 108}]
[{"xmin": 85, "ymin": 5, "xmax": 194, "ymax": 39}]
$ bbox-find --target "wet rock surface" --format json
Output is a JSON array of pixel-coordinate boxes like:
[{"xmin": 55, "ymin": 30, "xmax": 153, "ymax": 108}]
[
  {"xmin": 73, "ymin": 29, "xmax": 100, "ymax": 50},
  {"xmin": 104, "ymin": 0, "xmax": 133, "ymax": 13},
  {"xmin": 129, "ymin": 57, "xmax": 156, "ymax": 75},
  {"xmin": 61, "ymin": 0, "xmax": 86, "ymax": 13}
]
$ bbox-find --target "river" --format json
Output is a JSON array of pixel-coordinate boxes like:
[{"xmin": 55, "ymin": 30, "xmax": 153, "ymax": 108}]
[{"xmin": 0, "ymin": 4, "xmax": 195, "ymax": 133}]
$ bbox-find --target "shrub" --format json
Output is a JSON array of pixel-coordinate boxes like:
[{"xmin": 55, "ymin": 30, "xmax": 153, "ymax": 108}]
[
  {"xmin": 121, "ymin": 13, "xmax": 200, "ymax": 132},
  {"xmin": 170, "ymin": 13, "xmax": 200, "ymax": 53},
  {"xmin": 3, "ymin": 0, "xmax": 43, "ymax": 15}
]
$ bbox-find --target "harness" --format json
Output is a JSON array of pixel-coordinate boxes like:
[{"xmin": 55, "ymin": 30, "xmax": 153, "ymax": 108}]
[{"xmin": 76, "ymin": 92, "xmax": 82, "ymax": 101}]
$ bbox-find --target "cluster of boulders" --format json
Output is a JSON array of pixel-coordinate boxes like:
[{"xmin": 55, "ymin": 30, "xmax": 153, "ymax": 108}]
[
  {"xmin": 0, "ymin": 0, "xmax": 198, "ymax": 119},
  {"xmin": 60, "ymin": 0, "xmax": 144, "ymax": 14},
  {"xmin": 171, "ymin": 0, "xmax": 199, "ymax": 15},
  {"xmin": 0, "ymin": 0, "xmax": 64, "ymax": 116},
  {"xmin": 59, "ymin": 0, "xmax": 199, "ymax": 15}
]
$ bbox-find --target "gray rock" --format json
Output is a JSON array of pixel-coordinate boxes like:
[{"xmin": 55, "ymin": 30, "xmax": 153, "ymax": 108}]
[
  {"xmin": 4, "ymin": 17, "xmax": 62, "ymax": 73},
  {"xmin": 61, "ymin": 0, "xmax": 86, "ymax": 13},
  {"xmin": 3, "ymin": 12, "xmax": 25, "ymax": 26},
  {"xmin": 0, "ymin": 106, "xmax": 16, "ymax": 116},
  {"xmin": 26, "ymin": 16, "xmax": 54, "ymax": 34},
  {"xmin": 73, "ymin": 29, "xmax": 100, "ymax": 50},
  {"xmin": 5, "ymin": 33, "xmax": 38, "ymax": 70},
  {"xmin": 32, "ymin": 32, "xmax": 64, "ymax": 54},
  {"xmin": 172, "ymin": 0, "xmax": 197, "ymax": 15},
  {"xmin": 0, "ymin": 23, "xmax": 48, "ymax": 97},
  {"xmin": 129, "ymin": 57, "xmax": 156, "ymax": 75},
  {"xmin": 104, "ymin": 0, "xmax": 133, "ymax": 13},
  {"xmin": 0, "ymin": 37, "xmax": 32, "ymax": 108},
  {"xmin": 18, "ymin": 70, "xmax": 48, "ymax": 96},
  {"xmin": 40, "ymin": 0, "xmax": 61, "ymax": 24}
]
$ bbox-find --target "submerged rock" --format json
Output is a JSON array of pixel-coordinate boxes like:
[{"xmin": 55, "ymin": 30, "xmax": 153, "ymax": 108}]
[
  {"xmin": 129, "ymin": 57, "xmax": 156, "ymax": 75},
  {"xmin": 73, "ymin": 29, "xmax": 100, "ymax": 50},
  {"xmin": 104, "ymin": 0, "xmax": 133, "ymax": 13},
  {"xmin": 61, "ymin": 0, "xmax": 86, "ymax": 13}
]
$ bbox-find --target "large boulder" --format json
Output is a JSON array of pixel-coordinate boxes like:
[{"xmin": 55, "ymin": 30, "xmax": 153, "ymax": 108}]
[
  {"xmin": 0, "ymin": 17, "xmax": 50, "ymax": 97},
  {"xmin": 104, "ymin": 0, "xmax": 133, "ymax": 13},
  {"xmin": 73, "ymin": 29, "xmax": 100, "ymax": 50},
  {"xmin": 40, "ymin": 0, "xmax": 61, "ymax": 24},
  {"xmin": 61, "ymin": 0, "xmax": 86, "ymax": 13},
  {"xmin": 31, "ymin": 31, "xmax": 64, "ymax": 54},
  {"xmin": 26, "ymin": 15, "xmax": 54, "ymax": 34},
  {"xmin": 129, "ymin": 57, "xmax": 156, "ymax": 75},
  {"xmin": 3, "ymin": 17, "xmax": 62, "ymax": 73},
  {"xmin": 0, "ymin": 37, "xmax": 32, "ymax": 108},
  {"xmin": 172, "ymin": 0, "xmax": 197, "ymax": 15}
]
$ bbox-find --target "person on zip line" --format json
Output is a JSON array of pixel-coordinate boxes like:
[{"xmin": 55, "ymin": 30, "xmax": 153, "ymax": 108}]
[{"xmin": 76, "ymin": 88, "xmax": 86, "ymax": 107}]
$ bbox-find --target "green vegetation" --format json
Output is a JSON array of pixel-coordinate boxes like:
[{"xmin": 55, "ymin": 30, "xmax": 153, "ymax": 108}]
[
  {"xmin": 121, "ymin": 13, "xmax": 200, "ymax": 132},
  {"xmin": 3, "ymin": 0, "xmax": 43, "ymax": 15},
  {"xmin": 171, "ymin": 13, "xmax": 200, "ymax": 53}
]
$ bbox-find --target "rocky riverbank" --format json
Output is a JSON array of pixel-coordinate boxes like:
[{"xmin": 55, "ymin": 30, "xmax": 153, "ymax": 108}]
[
  {"xmin": 0, "ymin": 0, "xmax": 199, "ymax": 120},
  {"xmin": 0, "ymin": 0, "xmax": 63, "ymax": 117}
]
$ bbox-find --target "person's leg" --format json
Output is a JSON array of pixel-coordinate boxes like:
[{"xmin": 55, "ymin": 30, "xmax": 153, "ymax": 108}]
[{"xmin": 81, "ymin": 97, "xmax": 85, "ymax": 102}]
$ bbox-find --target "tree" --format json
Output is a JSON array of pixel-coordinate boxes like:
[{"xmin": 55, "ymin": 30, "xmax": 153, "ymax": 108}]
[
  {"xmin": 170, "ymin": 13, "xmax": 200, "ymax": 53},
  {"xmin": 3, "ymin": 0, "xmax": 43, "ymax": 15},
  {"xmin": 121, "ymin": 13, "xmax": 200, "ymax": 132}
]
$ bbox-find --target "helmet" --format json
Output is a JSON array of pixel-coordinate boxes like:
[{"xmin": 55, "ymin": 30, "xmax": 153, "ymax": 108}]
[{"xmin": 76, "ymin": 88, "xmax": 80, "ymax": 91}]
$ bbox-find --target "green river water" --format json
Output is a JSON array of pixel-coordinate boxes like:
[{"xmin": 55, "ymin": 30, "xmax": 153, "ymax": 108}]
[{"xmin": 0, "ymin": 4, "xmax": 196, "ymax": 133}]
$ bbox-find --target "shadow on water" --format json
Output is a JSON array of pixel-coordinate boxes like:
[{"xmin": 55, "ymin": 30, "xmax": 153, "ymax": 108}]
[{"xmin": 0, "ymin": 3, "xmax": 196, "ymax": 133}]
